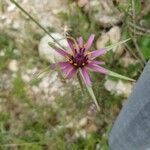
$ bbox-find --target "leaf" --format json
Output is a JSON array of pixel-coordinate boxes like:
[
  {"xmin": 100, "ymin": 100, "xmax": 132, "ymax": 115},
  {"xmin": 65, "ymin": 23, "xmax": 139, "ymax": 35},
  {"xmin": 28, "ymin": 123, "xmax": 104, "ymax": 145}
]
[
  {"xmin": 106, "ymin": 38, "xmax": 131, "ymax": 51},
  {"xmin": 86, "ymin": 86, "xmax": 100, "ymax": 111},
  {"xmin": 109, "ymin": 71, "xmax": 135, "ymax": 82}
]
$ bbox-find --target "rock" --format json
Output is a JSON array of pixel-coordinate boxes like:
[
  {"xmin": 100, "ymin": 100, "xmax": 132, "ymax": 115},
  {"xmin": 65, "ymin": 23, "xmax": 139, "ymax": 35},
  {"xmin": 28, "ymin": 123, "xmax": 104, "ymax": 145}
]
[
  {"xmin": 96, "ymin": 33, "xmax": 109, "ymax": 49},
  {"xmin": 29, "ymin": 71, "xmax": 66, "ymax": 105},
  {"xmin": 115, "ymin": 80, "xmax": 132, "ymax": 97},
  {"xmin": 8, "ymin": 60, "xmax": 18, "ymax": 72},
  {"xmin": 104, "ymin": 79, "xmax": 133, "ymax": 97},
  {"xmin": 95, "ymin": 14, "xmax": 123, "ymax": 28},
  {"xmin": 78, "ymin": 117, "xmax": 88, "ymax": 128},
  {"xmin": 21, "ymin": 74, "xmax": 31, "ymax": 83},
  {"xmin": 38, "ymin": 33, "xmax": 69, "ymax": 63},
  {"xmin": 120, "ymin": 53, "xmax": 138, "ymax": 67},
  {"xmin": 108, "ymin": 26, "xmax": 121, "ymax": 44},
  {"xmin": 96, "ymin": 26, "xmax": 123, "ymax": 54},
  {"xmin": 75, "ymin": 129, "xmax": 87, "ymax": 138},
  {"xmin": 0, "ymin": 50, "xmax": 5, "ymax": 56},
  {"xmin": 83, "ymin": 0, "xmax": 123, "ymax": 27},
  {"xmin": 104, "ymin": 79, "xmax": 117, "ymax": 93},
  {"xmin": 77, "ymin": 0, "xmax": 88, "ymax": 7},
  {"xmin": 7, "ymin": 4, "xmax": 16, "ymax": 12}
]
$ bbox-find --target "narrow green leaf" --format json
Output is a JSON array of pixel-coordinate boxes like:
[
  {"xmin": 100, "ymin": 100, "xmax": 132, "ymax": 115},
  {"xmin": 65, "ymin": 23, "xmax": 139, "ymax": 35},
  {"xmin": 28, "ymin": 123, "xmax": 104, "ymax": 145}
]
[
  {"xmin": 109, "ymin": 71, "xmax": 135, "ymax": 81},
  {"xmin": 86, "ymin": 86, "xmax": 100, "ymax": 111},
  {"xmin": 106, "ymin": 38, "xmax": 131, "ymax": 51}
]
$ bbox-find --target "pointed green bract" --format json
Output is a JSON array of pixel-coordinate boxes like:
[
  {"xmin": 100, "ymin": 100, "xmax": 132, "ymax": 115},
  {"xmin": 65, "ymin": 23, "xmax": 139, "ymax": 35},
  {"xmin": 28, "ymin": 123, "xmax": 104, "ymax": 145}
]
[
  {"xmin": 106, "ymin": 38, "xmax": 131, "ymax": 51},
  {"xmin": 86, "ymin": 86, "xmax": 100, "ymax": 111},
  {"xmin": 109, "ymin": 71, "xmax": 135, "ymax": 81}
]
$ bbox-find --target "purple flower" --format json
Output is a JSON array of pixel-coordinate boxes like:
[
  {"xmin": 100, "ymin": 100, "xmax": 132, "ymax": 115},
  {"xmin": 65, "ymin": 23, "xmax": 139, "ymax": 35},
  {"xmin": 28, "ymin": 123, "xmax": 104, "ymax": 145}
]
[{"xmin": 50, "ymin": 34, "xmax": 108, "ymax": 86}]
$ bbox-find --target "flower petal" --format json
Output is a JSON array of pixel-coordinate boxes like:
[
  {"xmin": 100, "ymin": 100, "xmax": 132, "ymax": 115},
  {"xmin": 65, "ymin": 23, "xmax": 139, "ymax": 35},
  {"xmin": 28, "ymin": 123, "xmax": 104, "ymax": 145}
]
[
  {"xmin": 67, "ymin": 37, "xmax": 78, "ymax": 54},
  {"xmin": 50, "ymin": 61, "xmax": 69, "ymax": 69},
  {"xmin": 87, "ymin": 63, "xmax": 108, "ymax": 74},
  {"xmin": 50, "ymin": 62, "xmax": 77, "ymax": 79},
  {"xmin": 85, "ymin": 34, "xmax": 95, "ymax": 51},
  {"xmin": 50, "ymin": 44, "xmax": 71, "ymax": 57},
  {"xmin": 77, "ymin": 36, "xmax": 83, "ymax": 48},
  {"xmin": 66, "ymin": 67, "xmax": 77, "ymax": 79},
  {"xmin": 90, "ymin": 60, "xmax": 105, "ymax": 65},
  {"xmin": 80, "ymin": 67, "xmax": 92, "ymax": 86},
  {"xmin": 90, "ymin": 48, "xmax": 107, "ymax": 59}
]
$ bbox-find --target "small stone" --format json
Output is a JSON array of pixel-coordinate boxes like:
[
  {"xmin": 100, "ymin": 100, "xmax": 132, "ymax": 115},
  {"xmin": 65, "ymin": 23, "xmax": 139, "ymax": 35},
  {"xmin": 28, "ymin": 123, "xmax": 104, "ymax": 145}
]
[
  {"xmin": 115, "ymin": 80, "xmax": 132, "ymax": 97},
  {"xmin": 8, "ymin": 60, "xmax": 18, "ymax": 72},
  {"xmin": 104, "ymin": 79, "xmax": 117, "ymax": 92},
  {"xmin": 0, "ymin": 50, "xmax": 5, "ymax": 57},
  {"xmin": 120, "ymin": 53, "xmax": 137, "ymax": 67},
  {"xmin": 104, "ymin": 79, "xmax": 133, "ymax": 97},
  {"xmin": 38, "ymin": 33, "xmax": 69, "ymax": 63},
  {"xmin": 7, "ymin": 4, "xmax": 16, "ymax": 12},
  {"xmin": 75, "ymin": 129, "xmax": 87, "ymax": 138},
  {"xmin": 12, "ymin": 21, "xmax": 20, "ymax": 29},
  {"xmin": 96, "ymin": 26, "xmax": 123, "ymax": 54},
  {"xmin": 96, "ymin": 33, "xmax": 109, "ymax": 49},
  {"xmin": 78, "ymin": 117, "xmax": 88, "ymax": 128},
  {"xmin": 32, "ymin": 86, "xmax": 40, "ymax": 94},
  {"xmin": 78, "ymin": 0, "xmax": 88, "ymax": 7},
  {"xmin": 108, "ymin": 26, "xmax": 121, "ymax": 44},
  {"xmin": 21, "ymin": 74, "xmax": 31, "ymax": 82}
]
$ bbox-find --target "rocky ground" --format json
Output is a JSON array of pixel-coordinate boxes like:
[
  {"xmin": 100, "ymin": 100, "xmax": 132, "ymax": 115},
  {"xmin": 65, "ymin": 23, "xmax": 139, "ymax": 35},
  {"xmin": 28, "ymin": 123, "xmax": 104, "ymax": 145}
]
[{"xmin": 0, "ymin": 0, "xmax": 150, "ymax": 149}]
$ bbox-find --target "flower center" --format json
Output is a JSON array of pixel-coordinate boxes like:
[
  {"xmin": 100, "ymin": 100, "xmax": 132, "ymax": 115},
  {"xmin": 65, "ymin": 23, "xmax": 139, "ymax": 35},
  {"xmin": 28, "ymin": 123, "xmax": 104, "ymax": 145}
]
[{"xmin": 67, "ymin": 48, "xmax": 89, "ymax": 68}]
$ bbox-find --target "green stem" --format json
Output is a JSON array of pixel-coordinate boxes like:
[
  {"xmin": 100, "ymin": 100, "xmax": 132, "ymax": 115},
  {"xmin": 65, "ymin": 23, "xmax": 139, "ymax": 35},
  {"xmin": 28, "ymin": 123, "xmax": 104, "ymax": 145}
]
[
  {"xmin": 10, "ymin": 0, "xmax": 65, "ymax": 50},
  {"xmin": 77, "ymin": 72, "xmax": 84, "ymax": 93}
]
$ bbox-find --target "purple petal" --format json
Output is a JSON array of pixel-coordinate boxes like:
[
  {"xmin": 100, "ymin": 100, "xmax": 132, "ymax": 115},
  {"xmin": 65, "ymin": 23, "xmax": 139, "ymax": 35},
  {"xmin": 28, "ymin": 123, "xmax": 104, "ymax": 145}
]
[
  {"xmin": 90, "ymin": 60, "xmax": 105, "ymax": 65},
  {"xmin": 90, "ymin": 48, "xmax": 107, "ymax": 59},
  {"xmin": 87, "ymin": 63, "xmax": 108, "ymax": 75},
  {"xmin": 67, "ymin": 37, "xmax": 77, "ymax": 54},
  {"xmin": 66, "ymin": 67, "xmax": 77, "ymax": 79},
  {"xmin": 51, "ymin": 44, "xmax": 70, "ymax": 57},
  {"xmin": 50, "ymin": 61, "xmax": 69, "ymax": 69},
  {"xmin": 85, "ymin": 34, "xmax": 95, "ymax": 51},
  {"xmin": 80, "ymin": 67, "xmax": 92, "ymax": 86},
  {"xmin": 50, "ymin": 61, "xmax": 77, "ymax": 78},
  {"xmin": 77, "ymin": 36, "xmax": 83, "ymax": 48}
]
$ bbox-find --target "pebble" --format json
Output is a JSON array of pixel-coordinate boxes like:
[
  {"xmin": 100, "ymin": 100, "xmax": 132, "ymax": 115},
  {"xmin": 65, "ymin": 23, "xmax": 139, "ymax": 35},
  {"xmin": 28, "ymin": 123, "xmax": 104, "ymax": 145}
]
[
  {"xmin": 104, "ymin": 79, "xmax": 133, "ymax": 97},
  {"xmin": 8, "ymin": 59, "xmax": 19, "ymax": 72},
  {"xmin": 7, "ymin": 4, "xmax": 16, "ymax": 12},
  {"xmin": 38, "ymin": 33, "xmax": 69, "ymax": 63}
]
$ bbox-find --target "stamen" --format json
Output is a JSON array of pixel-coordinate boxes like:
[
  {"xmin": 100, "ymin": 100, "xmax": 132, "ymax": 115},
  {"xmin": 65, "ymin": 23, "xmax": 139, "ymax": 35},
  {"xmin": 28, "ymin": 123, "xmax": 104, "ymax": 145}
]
[
  {"xmin": 73, "ymin": 63, "xmax": 77, "ymax": 66},
  {"xmin": 87, "ymin": 52, "xmax": 91, "ymax": 57},
  {"xmin": 65, "ymin": 56, "xmax": 70, "ymax": 61},
  {"xmin": 82, "ymin": 63, "xmax": 85, "ymax": 66},
  {"xmin": 69, "ymin": 60, "xmax": 73, "ymax": 64}
]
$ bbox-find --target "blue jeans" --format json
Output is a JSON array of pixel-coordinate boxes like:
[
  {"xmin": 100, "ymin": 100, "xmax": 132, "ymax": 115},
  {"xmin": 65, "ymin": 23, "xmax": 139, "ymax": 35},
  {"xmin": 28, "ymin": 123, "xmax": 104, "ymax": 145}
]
[{"xmin": 109, "ymin": 60, "xmax": 150, "ymax": 150}]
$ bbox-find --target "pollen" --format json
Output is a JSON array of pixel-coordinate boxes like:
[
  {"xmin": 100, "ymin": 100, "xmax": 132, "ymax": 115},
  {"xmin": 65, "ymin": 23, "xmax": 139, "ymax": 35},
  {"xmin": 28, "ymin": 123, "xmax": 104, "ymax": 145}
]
[
  {"xmin": 69, "ymin": 60, "xmax": 73, "ymax": 64},
  {"xmin": 87, "ymin": 52, "xmax": 91, "ymax": 57},
  {"xmin": 82, "ymin": 63, "xmax": 85, "ymax": 66},
  {"xmin": 87, "ymin": 60, "xmax": 91, "ymax": 64},
  {"xmin": 73, "ymin": 63, "xmax": 77, "ymax": 66}
]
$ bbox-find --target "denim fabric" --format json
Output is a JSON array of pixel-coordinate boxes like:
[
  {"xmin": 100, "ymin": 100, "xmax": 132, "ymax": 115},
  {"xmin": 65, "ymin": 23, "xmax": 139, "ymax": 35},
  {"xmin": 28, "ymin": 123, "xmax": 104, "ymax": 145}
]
[{"xmin": 109, "ymin": 60, "xmax": 150, "ymax": 150}]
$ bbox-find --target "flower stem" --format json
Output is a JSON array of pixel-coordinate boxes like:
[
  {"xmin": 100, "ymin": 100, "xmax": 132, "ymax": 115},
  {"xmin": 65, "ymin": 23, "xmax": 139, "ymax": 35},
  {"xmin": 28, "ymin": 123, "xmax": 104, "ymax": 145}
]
[
  {"xmin": 10, "ymin": 0, "xmax": 65, "ymax": 50},
  {"xmin": 77, "ymin": 72, "xmax": 84, "ymax": 93}
]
